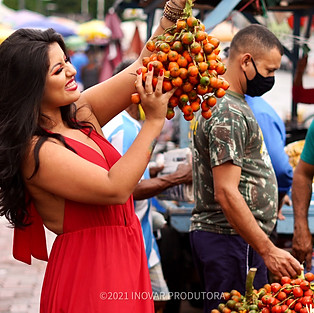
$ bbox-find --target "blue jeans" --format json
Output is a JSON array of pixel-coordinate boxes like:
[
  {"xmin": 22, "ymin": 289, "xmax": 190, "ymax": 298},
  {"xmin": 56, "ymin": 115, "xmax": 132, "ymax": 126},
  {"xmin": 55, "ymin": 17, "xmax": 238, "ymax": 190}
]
[{"xmin": 190, "ymin": 230, "xmax": 268, "ymax": 313}]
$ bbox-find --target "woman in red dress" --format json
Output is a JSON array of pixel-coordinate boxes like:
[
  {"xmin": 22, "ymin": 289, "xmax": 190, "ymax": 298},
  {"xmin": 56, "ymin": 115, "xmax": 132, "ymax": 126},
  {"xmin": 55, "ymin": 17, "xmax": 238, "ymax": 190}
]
[{"xmin": 0, "ymin": 1, "xmax": 187, "ymax": 311}]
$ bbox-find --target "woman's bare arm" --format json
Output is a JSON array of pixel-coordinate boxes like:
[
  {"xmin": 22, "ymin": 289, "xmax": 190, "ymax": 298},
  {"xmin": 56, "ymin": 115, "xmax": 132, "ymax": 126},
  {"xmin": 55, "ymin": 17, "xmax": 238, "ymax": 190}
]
[{"xmin": 76, "ymin": 1, "xmax": 187, "ymax": 126}]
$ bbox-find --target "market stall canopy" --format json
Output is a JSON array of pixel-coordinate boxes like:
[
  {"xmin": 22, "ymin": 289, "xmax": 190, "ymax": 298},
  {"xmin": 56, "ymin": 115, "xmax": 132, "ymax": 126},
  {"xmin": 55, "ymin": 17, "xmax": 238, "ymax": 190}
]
[
  {"xmin": 64, "ymin": 35, "xmax": 88, "ymax": 51},
  {"xmin": 4, "ymin": 9, "xmax": 45, "ymax": 28},
  {"xmin": 48, "ymin": 16, "xmax": 79, "ymax": 33},
  {"xmin": 16, "ymin": 18, "xmax": 77, "ymax": 37},
  {"xmin": 0, "ymin": 25, "xmax": 14, "ymax": 44},
  {"xmin": 78, "ymin": 20, "xmax": 111, "ymax": 44}
]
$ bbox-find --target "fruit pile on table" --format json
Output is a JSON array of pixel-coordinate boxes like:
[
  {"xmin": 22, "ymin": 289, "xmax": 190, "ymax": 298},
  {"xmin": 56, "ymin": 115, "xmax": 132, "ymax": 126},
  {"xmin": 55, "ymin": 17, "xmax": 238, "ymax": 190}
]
[{"xmin": 213, "ymin": 269, "xmax": 314, "ymax": 313}]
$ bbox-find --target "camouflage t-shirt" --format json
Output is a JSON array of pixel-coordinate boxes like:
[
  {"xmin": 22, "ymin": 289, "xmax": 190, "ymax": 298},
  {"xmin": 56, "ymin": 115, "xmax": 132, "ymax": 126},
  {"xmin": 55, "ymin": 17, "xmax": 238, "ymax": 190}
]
[{"xmin": 190, "ymin": 90, "xmax": 278, "ymax": 236}]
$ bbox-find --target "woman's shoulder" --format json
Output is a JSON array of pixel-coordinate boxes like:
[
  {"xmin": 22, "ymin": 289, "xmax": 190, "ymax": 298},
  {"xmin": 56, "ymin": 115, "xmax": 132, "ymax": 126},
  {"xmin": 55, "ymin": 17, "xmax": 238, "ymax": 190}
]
[{"xmin": 74, "ymin": 101, "xmax": 102, "ymax": 131}]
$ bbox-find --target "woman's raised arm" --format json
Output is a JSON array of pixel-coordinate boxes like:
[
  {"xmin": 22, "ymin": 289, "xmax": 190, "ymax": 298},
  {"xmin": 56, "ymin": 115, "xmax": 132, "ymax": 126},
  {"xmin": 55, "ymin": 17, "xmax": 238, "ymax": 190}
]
[
  {"xmin": 25, "ymin": 64, "xmax": 175, "ymax": 205},
  {"xmin": 77, "ymin": 0, "xmax": 187, "ymax": 126}
]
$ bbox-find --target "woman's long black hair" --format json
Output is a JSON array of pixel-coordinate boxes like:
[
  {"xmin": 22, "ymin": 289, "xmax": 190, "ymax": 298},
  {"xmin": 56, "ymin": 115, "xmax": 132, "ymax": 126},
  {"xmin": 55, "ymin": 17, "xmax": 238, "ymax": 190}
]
[{"xmin": 0, "ymin": 28, "xmax": 92, "ymax": 228}]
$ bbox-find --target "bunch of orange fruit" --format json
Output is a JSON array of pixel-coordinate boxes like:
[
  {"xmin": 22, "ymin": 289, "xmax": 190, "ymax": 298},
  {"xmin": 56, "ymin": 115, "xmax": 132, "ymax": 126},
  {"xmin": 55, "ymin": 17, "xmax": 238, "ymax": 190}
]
[
  {"xmin": 213, "ymin": 273, "xmax": 314, "ymax": 313},
  {"xmin": 131, "ymin": 15, "xmax": 229, "ymax": 121}
]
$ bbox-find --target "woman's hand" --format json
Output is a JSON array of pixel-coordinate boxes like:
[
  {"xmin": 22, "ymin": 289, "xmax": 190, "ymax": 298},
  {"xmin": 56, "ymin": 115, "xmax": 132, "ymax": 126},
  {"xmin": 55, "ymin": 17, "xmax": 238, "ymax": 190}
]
[{"xmin": 135, "ymin": 64, "xmax": 175, "ymax": 124}]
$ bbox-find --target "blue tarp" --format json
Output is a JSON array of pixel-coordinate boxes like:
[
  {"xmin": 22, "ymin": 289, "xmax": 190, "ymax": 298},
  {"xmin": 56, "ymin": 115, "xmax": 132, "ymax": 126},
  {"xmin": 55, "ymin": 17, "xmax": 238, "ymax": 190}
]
[{"xmin": 202, "ymin": 0, "xmax": 241, "ymax": 31}]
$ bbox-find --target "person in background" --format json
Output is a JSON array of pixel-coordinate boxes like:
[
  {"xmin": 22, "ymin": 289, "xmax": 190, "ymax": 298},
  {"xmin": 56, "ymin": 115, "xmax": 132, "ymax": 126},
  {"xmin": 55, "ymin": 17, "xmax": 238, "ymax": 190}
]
[
  {"xmin": 81, "ymin": 48, "xmax": 101, "ymax": 90},
  {"xmin": 190, "ymin": 24, "xmax": 302, "ymax": 313},
  {"xmin": 0, "ymin": 0, "xmax": 188, "ymax": 311},
  {"xmin": 69, "ymin": 48, "xmax": 89, "ymax": 91},
  {"xmin": 293, "ymin": 54, "xmax": 314, "ymax": 104},
  {"xmin": 291, "ymin": 119, "xmax": 314, "ymax": 272},
  {"xmin": 103, "ymin": 59, "xmax": 193, "ymax": 313},
  {"xmin": 223, "ymin": 46, "xmax": 293, "ymax": 220}
]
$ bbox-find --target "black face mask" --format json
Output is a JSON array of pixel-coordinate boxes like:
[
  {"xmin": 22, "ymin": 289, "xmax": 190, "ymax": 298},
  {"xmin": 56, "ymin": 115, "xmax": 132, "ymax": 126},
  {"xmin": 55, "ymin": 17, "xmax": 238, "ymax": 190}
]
[{"xmin": 244, "ymin": 58, "xmax": 275, "ymax": 97}]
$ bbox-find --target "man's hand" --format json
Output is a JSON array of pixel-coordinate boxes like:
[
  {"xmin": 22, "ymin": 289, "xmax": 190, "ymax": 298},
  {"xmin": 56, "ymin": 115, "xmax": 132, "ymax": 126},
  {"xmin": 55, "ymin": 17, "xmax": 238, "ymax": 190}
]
[
  {"xmin": 262, "ymin": 245, "xmax": 302, "ymax": 278},
  {"xmin": 277, "ymin": 208, "xmax": 286, "ymax": 220},
  {"xmin": 278, "ymin": 194, "xmax": 290, "ymax": 220},
  {"xmin": 133, "ymin": 163, "xmax": 192, "ymax": 200},
  {"xmin": 172, "ymin": 163, "xmax": 193, "ymax": 185},
  {"xmin": 212, "ymin": 161, "xmax": 303, "ymax": 278},
  {"xmin": 149, "ymin": 164, "xmax": 164, "ymax": 178}
]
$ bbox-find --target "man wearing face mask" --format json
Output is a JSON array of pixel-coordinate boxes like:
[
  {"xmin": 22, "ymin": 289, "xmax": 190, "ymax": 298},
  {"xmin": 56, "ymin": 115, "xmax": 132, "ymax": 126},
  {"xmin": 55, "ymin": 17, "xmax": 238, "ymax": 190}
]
[{"xmin": 190, "ymin": 24, "xmax": 302, "ymax": 313}]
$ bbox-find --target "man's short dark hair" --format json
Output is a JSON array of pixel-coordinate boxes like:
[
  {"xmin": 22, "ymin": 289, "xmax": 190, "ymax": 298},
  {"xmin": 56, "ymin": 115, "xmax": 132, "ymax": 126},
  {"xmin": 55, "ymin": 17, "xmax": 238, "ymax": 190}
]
[{"xmin": 229, "ymin": 24, "xmax": 283, "ymax": 60}]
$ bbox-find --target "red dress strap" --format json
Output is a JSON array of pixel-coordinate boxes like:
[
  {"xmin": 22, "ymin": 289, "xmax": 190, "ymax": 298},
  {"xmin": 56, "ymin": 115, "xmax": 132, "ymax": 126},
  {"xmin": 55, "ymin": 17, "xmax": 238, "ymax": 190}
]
[{"xmin": 13, "ymin": 201, "xmax": 48, "ymax": 264}]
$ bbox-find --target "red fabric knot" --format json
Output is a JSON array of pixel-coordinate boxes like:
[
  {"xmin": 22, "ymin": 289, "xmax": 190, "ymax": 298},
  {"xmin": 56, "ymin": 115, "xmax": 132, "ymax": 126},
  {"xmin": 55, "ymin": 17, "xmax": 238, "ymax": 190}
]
[{"xmin": 13, "ymin": 201, "xmax": 48, "ymax": 264}]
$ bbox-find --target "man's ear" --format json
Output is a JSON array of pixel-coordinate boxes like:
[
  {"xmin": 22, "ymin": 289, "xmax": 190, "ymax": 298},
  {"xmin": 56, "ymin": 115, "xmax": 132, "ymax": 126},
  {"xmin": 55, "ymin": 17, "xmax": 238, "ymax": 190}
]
[{"xmin": 240, "ymin": 53, "xmax": 252, "ymax": 72}]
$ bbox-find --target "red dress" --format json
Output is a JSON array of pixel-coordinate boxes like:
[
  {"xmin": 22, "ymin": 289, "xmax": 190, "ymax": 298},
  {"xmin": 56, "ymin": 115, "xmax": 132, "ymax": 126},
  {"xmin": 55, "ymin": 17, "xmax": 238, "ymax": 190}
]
[{"xmin": 13, "ymin": 129, "xmax": 154, "ymax": 313}]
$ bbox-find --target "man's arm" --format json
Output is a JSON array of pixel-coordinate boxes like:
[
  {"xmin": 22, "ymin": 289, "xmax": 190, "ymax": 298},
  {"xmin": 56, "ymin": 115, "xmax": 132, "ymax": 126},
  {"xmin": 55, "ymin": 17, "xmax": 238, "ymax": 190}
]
[
  {"xmin": 213, "ymin": 161, "xmax": 302, "ymax": 278},
  {"xmin": 104, "ymin": 120, "xmax": 192, "ymax": 200},
  {"xmin": 292, "ymin": 159, "xmax": 314, "ymax": 270},
  {"xmin": 133, "ymin": 163, "xmax": 192, "ymax": 200}
]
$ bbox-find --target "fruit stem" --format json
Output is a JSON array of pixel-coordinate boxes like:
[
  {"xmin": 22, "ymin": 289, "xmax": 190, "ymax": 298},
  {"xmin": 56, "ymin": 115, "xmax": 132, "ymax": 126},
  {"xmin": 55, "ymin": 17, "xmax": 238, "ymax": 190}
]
[
  {"xmin": 183, "ymin": 0, "xmax": 194, "ymax": 18},
  {"xmin": 245, "ymin": 268, "xmax": 257, "ymax": 304},
  {"xmin": 287, "ymin": 297, "xmax": 299, "ymax": 310},
  {"xmin": 298, "ymin": 268, "xmax": 305, "ymax": 280},
  {"xmin": 277, "ymin": 295, "xmax": 293, "ymax": 306}
]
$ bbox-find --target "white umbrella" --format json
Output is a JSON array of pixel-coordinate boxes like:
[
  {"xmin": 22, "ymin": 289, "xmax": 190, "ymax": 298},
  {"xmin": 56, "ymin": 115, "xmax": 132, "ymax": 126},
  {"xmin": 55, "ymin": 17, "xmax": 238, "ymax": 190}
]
[{"xmin": 0, "ymin": 3, "xmax": 15, "ymax": 25}]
